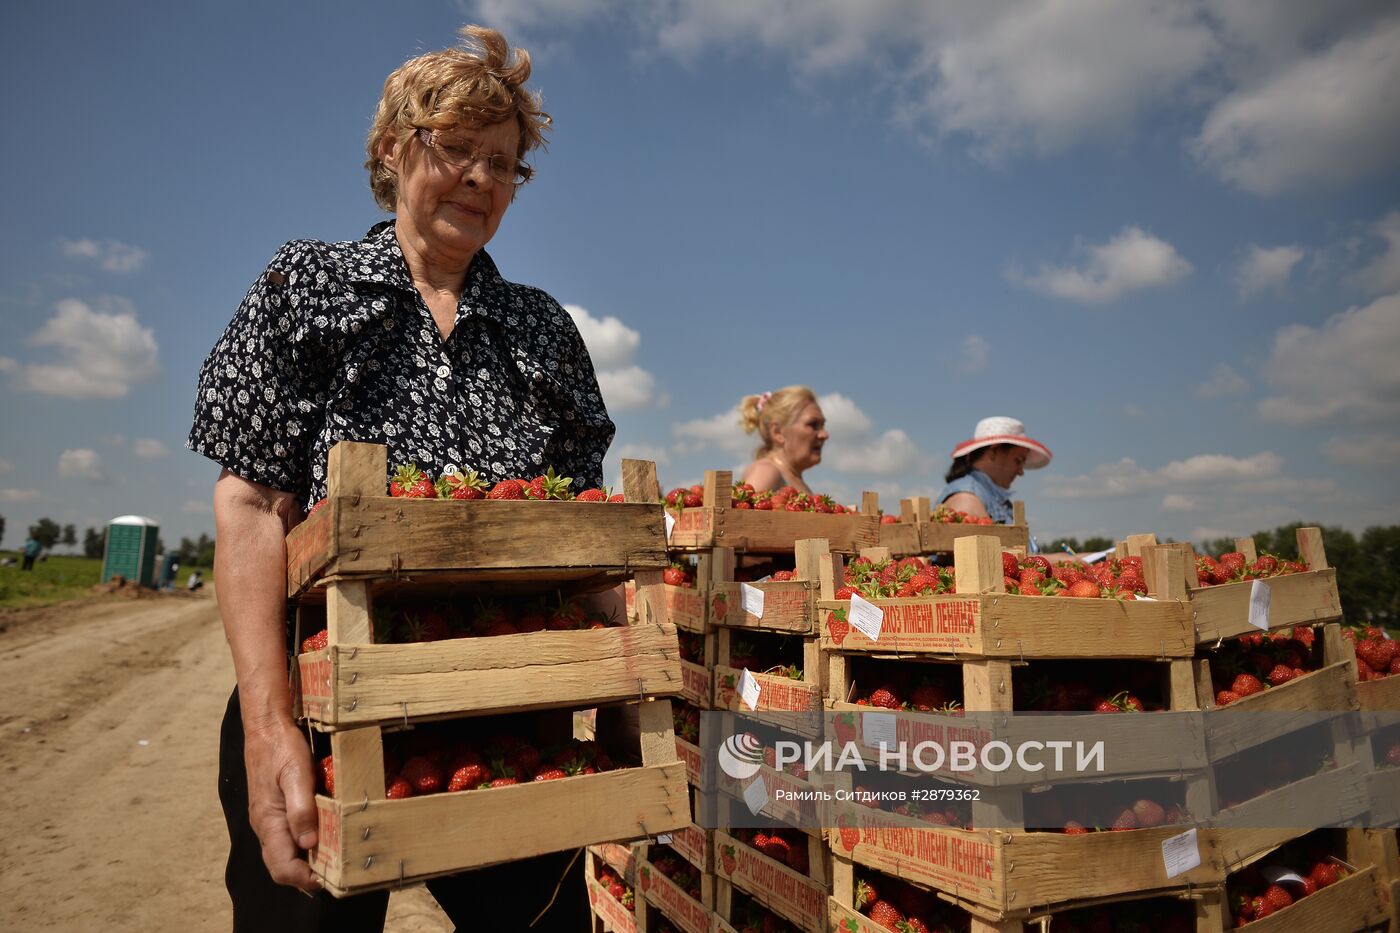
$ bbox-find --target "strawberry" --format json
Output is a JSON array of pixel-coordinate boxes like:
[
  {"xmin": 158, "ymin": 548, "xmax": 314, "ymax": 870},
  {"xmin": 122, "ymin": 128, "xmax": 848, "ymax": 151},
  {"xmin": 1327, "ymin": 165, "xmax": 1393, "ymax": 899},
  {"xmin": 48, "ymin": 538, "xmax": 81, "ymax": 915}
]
[
  {"xmin": 319, "ymin": 755, "xmax": 335, "ymax": 796},
  {"xmin": 301, "ymin": 628, "xmax": 329, "ymax": 653},
  {"xmin": 486, "ymin": 478, "xmax": 525, "ymax": 500},
  {"xmin": 1215, "ymin": 689, "xmax": 1240, "ymax": 707},
  {"xmin": 868, "ymin": 686, "xmax": 901, "ymax": 709},
  {"xmin": 1387, "ymin": 743, "xmax": 1400, "ymax": 768},
  {"xmin": 548, "ymin": 597, "xmax": 587, "ymax": 630},
  {"xmin": 575, "ymin": 487, "xmax": 607, "ymax": 502},
  {"xmin": 389, "ymin": 463, "xmax": 437, "ymax": 498},
  {"xmin": 436, "ymin": 468, "xmax": 487, "ymax": 500},
  {"xmin": 1001, "ymin": 552, "xmax": 1020, "ymax": 578},
  {"xmin": 662, "ymin": 563, "xmax": 691, "ymax": 587},
  {"xmin": 401, "ymin": 755, "xmax": 443, "ymax": 795},
  {"xmin": 385, "ymin": 775, "xmax": 413, "ymax": 799},
  {"xmin": 761, "ymin": 834, "xmax": 790, "ymax": 863},
  {"xmin": 533, "ymin": 767, "xmax": 567, "ymax": 781},
  {"xmin": 447, "ymin": 758, "xmax": 488, "ymax": 792},
  {"xmin": 307, "ymin": 498, "xmax": 327, "ymax": 515},
  {"xmin": 1066, "ymin": 579, "xmax": 1103, "ymax": 598},
  {"xmin": 1263, "ymin": 883, "xmax": 1293, "ymax": 910},
  {"xmin": 868, "ymin": 900, "xmax": 904, "ymax": 929},
  {"xmin": 1132, "ymin": 799, "xmax": 1166, "ymax": 827},
  {"xmin": 1231, "ymin": 673, "xmax": 1264, "ymax": 697},
  {"xmin": 855, "ymin": 880, "xmax": 878, "ymax": 910},
  {"xmin": 607, "ymin": 493, "xmax": 625, "ymax": 502},
  {"xmin": 524, "ymin": 467, "xmax": 573, "ymax": 500},
  {"xmin": 1110, "ymin": 808, "xmax": 1139, "ymax": 831},
  {"xmin": 1311, "ymin": 862, "xmax": 1342, "ymax": 887},
  {"xmin": 1266, "ymin": 664, "xmax": 1296, "ymax": 686},
  {"xmin": 1356, "ymin": 638, "xmax": 1397, "ymax": 673}
]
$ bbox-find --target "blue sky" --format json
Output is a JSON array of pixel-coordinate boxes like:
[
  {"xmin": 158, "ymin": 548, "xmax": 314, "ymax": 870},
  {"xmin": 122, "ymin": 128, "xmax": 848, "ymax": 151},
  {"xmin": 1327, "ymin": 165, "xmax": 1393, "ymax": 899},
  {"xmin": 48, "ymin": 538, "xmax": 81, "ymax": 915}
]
[{"xmin": 2, "ymin": 0, "xmax": 1398, "ymax": 552}]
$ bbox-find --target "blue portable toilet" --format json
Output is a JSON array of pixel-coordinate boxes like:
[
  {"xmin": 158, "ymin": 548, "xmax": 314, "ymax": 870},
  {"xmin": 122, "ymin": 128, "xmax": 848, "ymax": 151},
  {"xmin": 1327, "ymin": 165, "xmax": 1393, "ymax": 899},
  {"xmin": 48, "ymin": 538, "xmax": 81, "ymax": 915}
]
[{"xmin": 102, "ymin": 515, "xmax": 159, "ymax": 586}]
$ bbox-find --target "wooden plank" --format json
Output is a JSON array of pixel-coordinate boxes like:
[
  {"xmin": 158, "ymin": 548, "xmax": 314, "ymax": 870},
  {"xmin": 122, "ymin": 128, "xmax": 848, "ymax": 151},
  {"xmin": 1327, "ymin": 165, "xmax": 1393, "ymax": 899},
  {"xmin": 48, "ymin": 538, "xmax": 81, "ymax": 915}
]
[
  {"xmin": 1190, "ymin": 569, "xmax": 1342, "ymax": 643},
  {"xmin": 1209, "ymin": 764, "xmax": 1370, "ymax": 852},
  {"xmin": 1297, "ymin": 526, "xmax": 1328, "ymax": 571},
  {"xmin": 327, "ymin": 440, "xmax": 388, "ymax": 498},
  {"xmin": 317, "ymin": 761, "xmax": 688, "ymax": 894},
  {"xmin": 640, "ymin": 855, "xmax": 714, "ymax": 933},
  {"xmin": 587, "ymin": 873, "xmax": 640, "ymax": 933},
  {"xmin": 1124, "ymin": 534, "xmax": 1159, "ymax": 559},
  {"xmin": 876, "ymin": 521, "xmax": 922, "ymax": 557},
  {"xmin": 1357, "ymin": 672, "xmax": 1400, "ymax": 711},
  {"xmin": 1231, "ymin": 865, "xmax": 1385, "ymax": 933},
  {"xmin": 638, "ymin": 697, "xmax": 677, "ymax": 767},
  {"xmin": 329, "ymin": 727, "xmax": 385, "ymax": 804},
  {"xmin": 1012, "ymin": 501, "xmax": 1026, "ymax": 527},
  {"xmin": 1201, "ymin": 661, "xmax": 1356, "ymax": 753},
  {"xmin": 921, "ymin": 523, "xmax": 1028, "ymax": 555},
  {"xmin": 304, "ymin": 625, "xmax": 683, "ymax": 728},
  {"xmin": 1144, "ymin": 545, "xmax": 1188, "ymax": 601},
  {"xmin": 1234, "ymin": 536, "xmax": 1258, "ymax": 564},
  {"xmin": 860, "ymin": 491, "xmax": 880, "ymax": 516},
  {"xmin": 289, "ymin": 498, "xmax": 669, "ymax": 594},
  {"xmin": 327, "ymin": 579, "xmax": 372, "ymax": 645},
  {"xmin": 954, "ymin": 536, "xmax": 1004, "ymax": 596},
  {"xmin": 668, "ymin": 507, "xmax": 878, "ymax": 554},
  {"xmin": 963, "ymin": 660, "xmax": 1013, "ymax": 712},
  {"xmin": 704, "ymin": 470, "xmax": 733, "ymax": 510},
  {"xmin": 623, "ymin": 459, "xmax": 661, "ymax": 504}
]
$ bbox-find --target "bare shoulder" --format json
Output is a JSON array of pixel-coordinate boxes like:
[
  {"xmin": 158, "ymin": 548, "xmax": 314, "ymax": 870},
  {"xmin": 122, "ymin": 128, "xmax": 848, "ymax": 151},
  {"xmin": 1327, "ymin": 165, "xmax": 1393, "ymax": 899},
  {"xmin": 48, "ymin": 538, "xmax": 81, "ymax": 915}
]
[
  {"xmin": 942, "ymin": 491, "xmax": 989, "ymax": 519},
  {"xmin": 740, "ymin": 460, "xmax": 783, "ymax": 493}
]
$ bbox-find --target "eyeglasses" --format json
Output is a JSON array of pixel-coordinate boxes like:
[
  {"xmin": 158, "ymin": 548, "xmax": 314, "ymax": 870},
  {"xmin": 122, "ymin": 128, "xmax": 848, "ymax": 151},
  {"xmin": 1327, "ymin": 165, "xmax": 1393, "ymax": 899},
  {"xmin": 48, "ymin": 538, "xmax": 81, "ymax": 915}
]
[{"xmin": 415, "ymin": 128, "xmax": 533, "ymax": 187}]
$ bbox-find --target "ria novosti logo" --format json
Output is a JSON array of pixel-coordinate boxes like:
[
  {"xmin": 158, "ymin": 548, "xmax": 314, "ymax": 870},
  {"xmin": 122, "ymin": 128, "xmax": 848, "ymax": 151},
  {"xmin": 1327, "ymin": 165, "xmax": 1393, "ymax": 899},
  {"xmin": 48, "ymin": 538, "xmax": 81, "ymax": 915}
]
[{"xmin": 716, "ymin": 732, "xmax": 765, "ymax": 779}]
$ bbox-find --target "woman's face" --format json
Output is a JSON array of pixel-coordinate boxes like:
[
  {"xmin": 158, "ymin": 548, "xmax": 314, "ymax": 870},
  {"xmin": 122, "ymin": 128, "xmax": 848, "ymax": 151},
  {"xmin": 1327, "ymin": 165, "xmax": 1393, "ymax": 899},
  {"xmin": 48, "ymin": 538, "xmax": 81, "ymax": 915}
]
[
  {"xmin": 381, "ymin": 119, "xmax": 519, "ymax": 267},
  {"xmin": 774, "ymin": 401, "xmax": 829, "ymax": 472},
  {"xmin": 980, "ymin": 445, "xmax": 1029, "ymax": 489}
]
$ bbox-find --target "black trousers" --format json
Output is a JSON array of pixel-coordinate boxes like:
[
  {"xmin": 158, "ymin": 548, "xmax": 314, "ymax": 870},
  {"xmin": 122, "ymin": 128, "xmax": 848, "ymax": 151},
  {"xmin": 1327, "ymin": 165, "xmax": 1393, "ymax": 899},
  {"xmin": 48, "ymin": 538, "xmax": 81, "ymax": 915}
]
[{"xmin": 219, "ymin": 689, "xmax": 590, "ymax": 932}]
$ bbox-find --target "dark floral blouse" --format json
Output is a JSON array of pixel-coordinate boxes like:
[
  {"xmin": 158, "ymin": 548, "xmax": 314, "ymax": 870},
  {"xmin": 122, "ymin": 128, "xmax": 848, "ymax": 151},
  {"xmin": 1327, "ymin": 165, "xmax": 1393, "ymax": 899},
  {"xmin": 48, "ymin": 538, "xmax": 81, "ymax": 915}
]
[{"xmin": 187, "ymin": 221, "xmax": 613, "ymax": 506}]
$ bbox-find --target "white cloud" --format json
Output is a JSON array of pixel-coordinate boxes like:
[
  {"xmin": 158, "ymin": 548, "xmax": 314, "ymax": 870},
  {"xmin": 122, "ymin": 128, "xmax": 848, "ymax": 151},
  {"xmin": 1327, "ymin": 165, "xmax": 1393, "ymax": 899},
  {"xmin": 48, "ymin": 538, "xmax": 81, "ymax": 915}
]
[
  {"xmin": 672, "ymin": 406, "xmax": 749, "ymax": 456},
  {"xmin": 132, "ymin": 438, "xmax": 169, "ymax": 459},
  {"xmin": 58, "ymin": 448, "xmax": 104, "ymax": 480},
  {"xmin": 1322, "ymin": 434, "xmax": 1400, "ymax": 468},
  {"xmin": 60, "ymin": 237, "xmax": 148, "ymax": 273},
  {"xmin": 564, "ymin": 304, "xmax": 664, "ymax": 411},
  {"xmin": 0, "ymin": 298, "xmax": 159, "ymax": 399},
  {"xmin": 1045, "ymin": 451, "xmax": 1282, "ymax": 499},
  {"xmin": 1257, "ymin": 292, "xmax": 1400, "ymax": 426},
  {"xmin": 1, "ymin": 488, "xmax": 40, "ymax": 502},
  {"xmin": 958, "ymin": 335, "xmax": 988, "ymax": 374},
  {"xmin": 1194, "ymin": 363, "xmax": 1249, "ymax": 399},
  {"xmin": 814, "ymin": 393, "xmax": 873, "ymax": 438},
  {"xmin": 1161, "ymin": 494, "xmax": 1200, "ymax": 512},
  {"xmin": 1235, "ymin": 244, "xmax": 1304, "ymax": 298},
  {"xmin": 826, "ymin": 429, "xmax": 929, "ymax": 477},
  {"xmin": 1009, "ymin": 227, "xmax": 1192, "ymax": 304},
  {"xmin": 1191, "ymin": 14, "xmax": 1400, "ymax": 195},
  {"xmin": 181, "ymin": 499, "xmax": 214, "ymax": 514},
  {"xmin": 1351, "ymin": 210, "xmax": 1400, "ymax": 296}
]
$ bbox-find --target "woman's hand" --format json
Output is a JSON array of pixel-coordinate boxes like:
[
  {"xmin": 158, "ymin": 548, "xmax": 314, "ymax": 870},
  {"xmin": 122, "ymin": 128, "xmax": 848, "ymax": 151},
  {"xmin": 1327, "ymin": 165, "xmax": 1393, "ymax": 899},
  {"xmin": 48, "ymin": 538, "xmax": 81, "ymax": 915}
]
[{"xmin": 243, "ymin": 715, "xmax": 322, "ymax": 891}]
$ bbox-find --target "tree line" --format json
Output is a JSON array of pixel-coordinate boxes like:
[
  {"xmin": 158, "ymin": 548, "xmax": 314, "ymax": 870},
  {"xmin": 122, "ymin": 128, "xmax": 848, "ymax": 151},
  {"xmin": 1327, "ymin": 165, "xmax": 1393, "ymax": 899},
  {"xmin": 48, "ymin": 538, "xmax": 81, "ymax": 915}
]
[{"xmin": 2, "ymin": 516, "xmax": 216, "ymax": 568}]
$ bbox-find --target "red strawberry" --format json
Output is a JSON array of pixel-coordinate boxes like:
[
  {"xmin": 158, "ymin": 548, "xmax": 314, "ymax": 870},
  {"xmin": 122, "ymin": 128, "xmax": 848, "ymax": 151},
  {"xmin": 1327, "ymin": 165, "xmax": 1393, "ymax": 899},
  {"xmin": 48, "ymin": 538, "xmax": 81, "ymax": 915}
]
[
  {"xmin": 1266, "ymin": 664, "xmax": 1296, "ymax": 686},
  {"xmin": 575, "ymin": 487, "xmax": 607, "ymax": 502},
  {"xmin": 1110, "ymin": 808, "xmax": 1138, "ymax": 831},
  {"xmin": 1357, "ymin": 638, "xmax": 1397, "ymax": 673},
  {"xmin": 1311, "ymin": 862, "xmax": 1342, "ymax": 888},
  {"xmin": 1063, "ymin": 821, "xmax": 1090, "ymax": 834},
  {"xmin": 1215, "ymin": 689, "xmax": 1240, "ymax": 707},
  {"xmin": 662, "ymin": 563, "xmax": 691, "ymax": 587},
  {"xmin": 301, "ymin": 628, "xmax": 329, "ymax": 653},
  {"xmin": 401, "ymin": 755, "xmax": 443, "ymax": 795},
  {"xmin": 1263, "ymin": 883, "xmax": 1293, "ymax": 910},
  {"xmin": 319, "ymin": 755, "xmax": 335, "ymax": 796},
  {"xmin": 389, "ymin": 463, "xmax": 437, "ymax": 498},
  {"xmin": 608, "ymin": 493, "xmax": 625, "ymax": 502},
  {"xmin": 1132, "ymin": 799, "xmax": 1166, "ymax": 827},
  {"xmin": 761, "ymin": 834, "xmax": 790, "ymax": 863},
  {"xmin": 447, "ymin": 758, "xmax": 488, "ymax": 792},
  {"xmin": 1002, "ymin": 552, "xmax": 1020, "ymax": 578},
  {"xmin": 855, "ymin": 880, "xmax": 877, "ymax": 910},
  {"xmin": 1387, "ymin": 743, "xmax": 1400, "ymax": 768},
  {"xmin": 486, "ymin": 479, "xmax": 525, "ymax": 500},
  {"xmin": 868, "ymin": 900, "xmax": 904, "ymax": 929},
  {"xmin": 833, "ymin": 712, "xmax": 857, "ymax": 745},
  {"xmin": 1066, "ymin": 580, "xmax": 1103, "ymax": 598},
  {"xmin": 868, "ymin": 686, "xmax": 901, "ymax": 709},
  {"xmin": 436, "ymin": 468, "xmax": 487, "ymax": 500},
  {"xmin": 1231, "ymin": 673, "xmax": 1264, "ymax": 697}
]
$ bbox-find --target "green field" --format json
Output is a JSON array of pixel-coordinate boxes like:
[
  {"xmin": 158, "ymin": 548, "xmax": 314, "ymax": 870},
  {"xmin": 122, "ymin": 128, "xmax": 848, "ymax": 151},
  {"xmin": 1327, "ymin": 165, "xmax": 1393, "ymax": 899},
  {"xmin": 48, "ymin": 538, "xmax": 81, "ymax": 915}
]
[{"xmin": 0, "ymin": 552, "xmax": 211, "ymax": 609}]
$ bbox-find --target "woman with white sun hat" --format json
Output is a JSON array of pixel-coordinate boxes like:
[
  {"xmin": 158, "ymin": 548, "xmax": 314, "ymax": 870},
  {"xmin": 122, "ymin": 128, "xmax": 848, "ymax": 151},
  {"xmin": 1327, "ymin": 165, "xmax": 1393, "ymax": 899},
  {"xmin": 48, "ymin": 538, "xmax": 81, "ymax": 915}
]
[{"xmin": 938, "ymin": 416, "xmax": 1052, "ymax": 524}]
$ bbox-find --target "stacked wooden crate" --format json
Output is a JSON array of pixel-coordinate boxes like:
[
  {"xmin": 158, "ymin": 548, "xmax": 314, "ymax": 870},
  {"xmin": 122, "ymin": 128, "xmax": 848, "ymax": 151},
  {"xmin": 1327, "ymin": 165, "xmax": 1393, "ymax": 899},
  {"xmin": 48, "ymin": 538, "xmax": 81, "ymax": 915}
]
[{"xmin": 288, "ymin": 442, "xmax": 689, "ymax": 897}]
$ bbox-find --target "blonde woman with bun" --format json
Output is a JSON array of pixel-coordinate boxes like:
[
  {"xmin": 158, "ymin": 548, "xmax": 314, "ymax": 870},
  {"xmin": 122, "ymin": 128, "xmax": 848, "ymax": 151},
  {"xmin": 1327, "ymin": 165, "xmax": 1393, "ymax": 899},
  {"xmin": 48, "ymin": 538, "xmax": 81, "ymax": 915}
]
[{"xmin": 738, "ymin": 386, "xmax": 829, "ymax": 494}]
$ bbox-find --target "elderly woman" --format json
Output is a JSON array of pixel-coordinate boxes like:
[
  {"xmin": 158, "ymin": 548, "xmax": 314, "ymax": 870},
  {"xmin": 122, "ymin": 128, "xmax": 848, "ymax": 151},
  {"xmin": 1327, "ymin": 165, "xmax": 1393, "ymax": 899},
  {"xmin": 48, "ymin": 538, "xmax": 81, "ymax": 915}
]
[
  {"xmin": 938, "ymin": 416, "xmax": 1051, "ymax": 523},
  {"xmin": 188, "ymin": 26, "xmax": 608, "ymax": 931},
  {"xmin": 738, "ymin": 385, "xmax": 829, "ymax": 494}
]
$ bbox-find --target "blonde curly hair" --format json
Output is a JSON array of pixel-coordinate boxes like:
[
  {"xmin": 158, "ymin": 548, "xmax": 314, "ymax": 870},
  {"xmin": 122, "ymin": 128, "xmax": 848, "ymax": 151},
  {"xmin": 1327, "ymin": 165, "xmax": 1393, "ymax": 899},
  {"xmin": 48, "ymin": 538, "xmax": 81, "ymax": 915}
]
[
  {"xmin": 739, "ymin": 386, "xmax": 817, "ymax": 458},
  {"xmin": 366, "ymin": 24, "xmax": 552, "ymax": 211}
]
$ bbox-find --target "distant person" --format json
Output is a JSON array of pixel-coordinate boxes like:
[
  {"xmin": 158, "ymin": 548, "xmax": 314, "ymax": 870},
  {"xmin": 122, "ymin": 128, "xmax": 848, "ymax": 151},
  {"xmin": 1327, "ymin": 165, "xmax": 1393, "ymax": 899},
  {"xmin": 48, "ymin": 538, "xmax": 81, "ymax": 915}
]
[
  {"xmin": 738, "ymin": 386, "xmax": 829, "ymax": 494},
  {"xmin": 21, "ymin": 536, "xmax": 41, "ymax": 571},
  {"xmin": 939, "ymin": 416, "xmax": 1052, "ymax": 523},
  {"xmin": 164, "ymin": 558, "xmax": 180, "ymax": 592},
  {"xmin": 187, "ymin": 570, "xmax": 204, "ymax": 592}
]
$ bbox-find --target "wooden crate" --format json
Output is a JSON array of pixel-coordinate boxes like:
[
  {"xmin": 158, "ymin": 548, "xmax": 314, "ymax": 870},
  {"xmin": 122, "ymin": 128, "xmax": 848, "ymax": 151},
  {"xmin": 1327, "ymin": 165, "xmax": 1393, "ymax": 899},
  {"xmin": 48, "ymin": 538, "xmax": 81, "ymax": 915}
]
[
  {"xmin": 825, "ymin": 795, "xmax": 1221, "ymax": 921},
  {"xmin": 865, "ymin": 493, "xmax": 1030, "ymax": 558},
  {"xmin": 1366, "ymin": 766, "xmax": 1400, "ymax": 826},
  {"xmin": 1358, "ymin": 672, "xmax": 1400, "ymax": 712},
  {"xmin": 637, "ymin": 846, "xmax": 717, "ymax": 933},
  {"xmin": 816, "ymin": 536, "xmax": 1194, "ymax": 660},
  {"xmin": 828, "ymin": 850, "xmax": 1028, "ymax": 932},
  {"xmin": 588, "ymin": 847, "xmax": 640, "ymax": 933},
  {"xmin": 591, "ymin": 841, "xmax": 641, "ymax": 884},
  {"xmin": 714, "ymin": 828, "xmax": 830, "ymax": 932},
  {"xmin": 287, "ymin": 442, "xmax": 668, "ymax": 599},
  {"xmin": 713, "ymin": 628, "xmax": 825, "ymax": 738},
  {"xmin": 1119, "ymin": 529, "xmax": 1341, "ymax": 645},
  {"xmin": 310, "ymin": 699, "xmax": 689, "ymax": 896},
  {"xmin": 666, "ymin": 471, "xmax": 878, "ymax": 554}
]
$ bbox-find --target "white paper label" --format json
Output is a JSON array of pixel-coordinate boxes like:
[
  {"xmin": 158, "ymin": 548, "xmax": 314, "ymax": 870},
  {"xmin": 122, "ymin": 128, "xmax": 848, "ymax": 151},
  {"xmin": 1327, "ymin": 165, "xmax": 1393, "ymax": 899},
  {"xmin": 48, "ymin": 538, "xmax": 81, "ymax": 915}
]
[
  {"xmin": 741, "ymin": 583, "xmax": 765, "ymax": 619},
  {"xmin": 861, "ymin": 712, "xmax": 898, "ymax": 748},
  {"xmin": 1162, "ymin": 829, "xmax": 1201, "ymax": 879},
  {"xmin": 657, "ymin": 833, "xmax": 673, "ymax": 844},
  {"xmin": 664, "ymin": 512, "xmax": 676, "ymax": 541},
  {"xmin": 742, "ymin": 776, "xmax": 769, "ymax": 814},
  {"xmin": 1249, "ymin": 579, "xmax": 1272, "ymax": 630},
  {"xmin": 848, "ymin": 593, "xmax": 884, "ymax": 642},
  {"xmin": 738, "ymin": 668, "xmax": 762, "ymax": 711},
  {"xmin": 1260, "ymin": 865, "xmax": 1308, "ymax": 887},
  {"xmin": 1135, "ymin": 595, "xmax": 1158, "ymax": 601}
]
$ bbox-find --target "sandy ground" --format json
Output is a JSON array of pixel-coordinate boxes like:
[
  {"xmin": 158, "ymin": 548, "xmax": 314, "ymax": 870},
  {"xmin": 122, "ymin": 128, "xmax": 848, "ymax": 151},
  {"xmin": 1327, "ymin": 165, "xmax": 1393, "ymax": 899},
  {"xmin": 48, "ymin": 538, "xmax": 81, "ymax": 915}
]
[{"xmin": 0, "ymin": 588, "xmax": 452, "ymax": 932}]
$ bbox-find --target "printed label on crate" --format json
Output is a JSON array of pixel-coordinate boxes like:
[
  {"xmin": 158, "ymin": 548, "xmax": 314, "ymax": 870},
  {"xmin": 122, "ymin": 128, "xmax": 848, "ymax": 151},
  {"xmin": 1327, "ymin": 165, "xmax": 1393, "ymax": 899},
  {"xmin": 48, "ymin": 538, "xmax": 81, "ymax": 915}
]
[
  {"xmin": 671, "ymin": 825, "xmax": 709, "ymax": 870},
  {"xmin": 642, "ymin": 864, "xmax": 711, "ymax": 933},
  {"xmin": 666, "ymin": 587, "xmax": 708, "ymax": 629},
  {"xmin": 665, "ymin": 512, "xmax": 677, "ymax": 541},
  {"xmin": 297, "ymin": 654, "xmax": 333, "ymax": 721},
  {"xmin": 743, "ymin": 776, "xmax": 770, "ymax": 814},
  {"xmin": 739, "ymin": 669, "xmax": 762, "ymax": 710},
  {"xmin": 310, "ymin": 801, "xmax": 342, "ymax": 877},
  {"xmin": 672, "ymin": 509, "xmax": 713, "ymax": 536},
  {"xmin": 587, "ymin": 877, "xmax": 638, "ymax": 933},
  {"xmin": 830, "ymin": 806, "xmax": 998, "ymax": 904},
  {"xmin": 861, "ymin": 712, "xmax": 898, "ymax": 748},
  {"xmin": 1249, "ymin": 580, "xmax": 1272, "ymax": 631},
  {"xmin": 716, "ymin": 834, "xmax": 827, "ymax": 930},
  {"xmin": 833, "ymin": 711, "xmax": 996, "ymax": 775},
  {"xmin": 287, "ymin": 510, "xmax": 333, "ymax": 584},
  {"xmin": 823, "ymin": 599, "xmax": 982, "ymax": 652},
  {"xmin": 677, "ymin": 737, "xmax": 703, "ymax": 786},
  {"xmin": 1161, "ymin": 828, "xmax": 1200, "ymax": 879},
  {"xmin": 710, "ymin": 589, "xmax": 733, "ymax": 624},
  {"xmin": 848, "ymin": 594, "xmax": 884, "ymax": 642},
  {"xmin": 742, "ymin": 584, "xmax": 765, "ymax": 619},
  {"xmin": 827, "ymin": 901, "xmax": 885, "ymax": 933},
  {"xmin": 682, "ymin": 661, "xmax": 711, "ymax": 706}
]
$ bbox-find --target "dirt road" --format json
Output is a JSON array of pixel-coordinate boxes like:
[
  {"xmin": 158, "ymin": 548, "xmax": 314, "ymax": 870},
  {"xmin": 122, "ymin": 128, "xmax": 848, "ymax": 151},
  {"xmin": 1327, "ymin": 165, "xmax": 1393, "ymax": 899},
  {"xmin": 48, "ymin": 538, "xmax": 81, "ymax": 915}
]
[{"xmin": 0, "ymin": 589, "xmax": 451, "ymax": 932}]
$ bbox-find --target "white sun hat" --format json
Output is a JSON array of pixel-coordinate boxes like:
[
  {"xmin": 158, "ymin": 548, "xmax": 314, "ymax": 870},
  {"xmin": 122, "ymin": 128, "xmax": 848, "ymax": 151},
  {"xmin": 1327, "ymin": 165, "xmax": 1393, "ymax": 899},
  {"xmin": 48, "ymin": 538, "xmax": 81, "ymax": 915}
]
[{"xmin": 950, "ymin": 416, "xmax": 1052, "ymax": 469}]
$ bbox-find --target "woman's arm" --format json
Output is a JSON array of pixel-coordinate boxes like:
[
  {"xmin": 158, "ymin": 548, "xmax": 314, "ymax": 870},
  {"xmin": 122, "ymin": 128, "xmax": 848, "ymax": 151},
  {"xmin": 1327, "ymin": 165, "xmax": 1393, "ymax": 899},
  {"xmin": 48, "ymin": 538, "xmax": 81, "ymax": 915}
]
[
  {"xmin": 213, "ymin": 469, "xmax": 321, "ymax": 892},
  {"xmin": 942, "ymin": 491, "xmax": 990, "ymax": 520}
]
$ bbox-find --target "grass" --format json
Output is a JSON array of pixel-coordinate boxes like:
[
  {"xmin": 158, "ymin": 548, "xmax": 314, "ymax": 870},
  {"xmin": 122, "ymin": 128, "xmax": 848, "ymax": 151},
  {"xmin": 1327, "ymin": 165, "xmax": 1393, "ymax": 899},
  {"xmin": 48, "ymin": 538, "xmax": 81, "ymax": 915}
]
[{"xmin": 0, "ymin": 551, "xmax": 211, "ymax": 609}]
